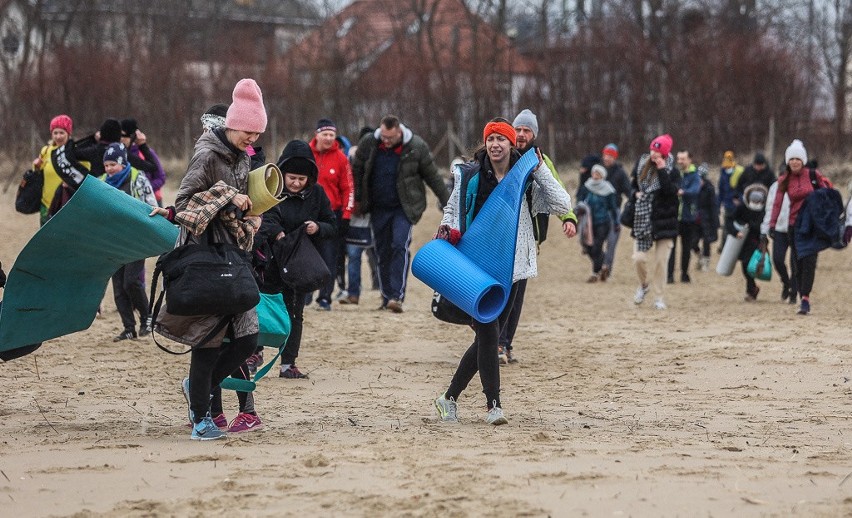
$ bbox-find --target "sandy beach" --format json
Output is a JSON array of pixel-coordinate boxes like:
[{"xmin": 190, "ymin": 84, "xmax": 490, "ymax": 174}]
[{"xmin": 1, "ymin": 183, "xmax": 851, "ymax": 517}]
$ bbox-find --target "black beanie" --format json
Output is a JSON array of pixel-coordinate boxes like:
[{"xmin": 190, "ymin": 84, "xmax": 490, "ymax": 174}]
[
  {"xmin": 316, "ymin": 118, "xmax": 337, "ymax": 133},
  {"xmin": 205, "ymin": 103, "xmax": 228, "ymax": 117},
  {"xmin": 120, "ymin": 118, "xmax": 138, "ymax": 139},
  {"xmin": 753, "ymin": 152, "xmax": 767, "ymax": 165},
  {"xmin": 99, "ymin": 118, "xmax": 122, "ymax": 143},
  {"xmin": 580, "ymin": 154, "xmax": 600, "ymax": 170},
  {"xmin": 277, "ymin": 140, "xmax": 318, "ymax": 180}
]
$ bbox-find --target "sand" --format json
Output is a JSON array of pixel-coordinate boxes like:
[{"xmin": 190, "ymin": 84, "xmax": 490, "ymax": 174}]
[{"xmin": 1, "ymin": 186, "xmax": 851, "ymax": 517}]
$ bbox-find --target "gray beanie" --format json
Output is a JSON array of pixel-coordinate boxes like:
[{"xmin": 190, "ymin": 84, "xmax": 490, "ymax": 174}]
[{"xmin": 512, "ymin": 109, "xmax": 539, "ymax": 138}]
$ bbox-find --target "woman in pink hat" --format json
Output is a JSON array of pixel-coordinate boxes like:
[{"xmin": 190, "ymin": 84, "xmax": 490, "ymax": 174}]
[
  {"xmin": 628, "ymin": 134, "xmax": 681, "ymax": 310},
  {"xmin": 151, "ymin": 79, "xmax": 267, "ymax": 440}
]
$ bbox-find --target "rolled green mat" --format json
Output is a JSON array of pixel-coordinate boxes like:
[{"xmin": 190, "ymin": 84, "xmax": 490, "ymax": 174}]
[
  {"xmin": 0, "ymin": 176, "xmax": 179, "ymax": 357},
  {"xmin": 247, "ymin": 163, "xmax": 284, "ymax": 216}
]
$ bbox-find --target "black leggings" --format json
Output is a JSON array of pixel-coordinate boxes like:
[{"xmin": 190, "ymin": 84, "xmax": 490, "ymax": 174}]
[
  {"xmin": 498, "ymin": 279, "xmax": 527, "ymax": 351},
  {"xmin": 280, "ymin": 286, "xmax": 306, "ymax": 366},
  {"xmin": 188, "ymin": 331, "xmax": 257, "ymax": 424},
  {"xmin": 788, "ymin": 227, "xmax": 818, "ymax": 298},
  {"xmin": 445, "ymin": 283, "xmax": 519, "ymax": 409},
  {"xmin": 210, "ymin": 361, "xmax": 254, "ymax": 417},
  {"xmin": 772, "ymin": 232, "xmax": 796, "ymax": 296}
]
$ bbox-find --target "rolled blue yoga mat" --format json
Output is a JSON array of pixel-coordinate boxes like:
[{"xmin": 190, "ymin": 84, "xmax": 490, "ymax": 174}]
[
  {"xmin": 412, "ymin": 149, "xmax": 539, "ymax": 323},
  {"xmin": 0, "ymin": 176, "xmax": 179, "ymax": 357}
]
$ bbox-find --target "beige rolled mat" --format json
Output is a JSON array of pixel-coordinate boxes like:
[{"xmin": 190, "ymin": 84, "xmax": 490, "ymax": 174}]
[{"xmin": 247, "ymin": 163, "xmax": 284, "ymax": 215}]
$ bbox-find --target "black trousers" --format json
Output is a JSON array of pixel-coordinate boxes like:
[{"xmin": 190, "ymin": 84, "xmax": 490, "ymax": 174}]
[
  {"xmin": 446, "ymin": 283, "xmax": 519, "ymax": 409},
  {"xmin": 280, "ymin": 285, "xmax": 306, "ymax": 365},
  {"xmin": 668, "ymin": 221, "xmax": 701, "ymax": 278},
  {"xmin": 584, "ymin": 221, "xmax": 611, "ymax": 274},
  {"xmin": 788, "ymin": 227, "xmax": 817, "ymax": 298},
  {"xmin": 112, "ymin": 259, "xmax": 148, "ymax": 332},
  {"xmin": 189, "ymin": 330, "xmax": 257, "ymax": 423},
  {"xmin": 772, "ymin": 232, "xmax": 796, "ymax": 297},
  {"xmin": 498, "ymin": 279, "xmax": 527, "ymax": 351}
]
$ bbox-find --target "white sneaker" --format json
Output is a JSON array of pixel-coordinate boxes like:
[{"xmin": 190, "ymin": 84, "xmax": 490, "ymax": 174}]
[
  {"xmin": 486, "ymin": 403, "xmax": 508, "ymax": 426},
  {"xmin": 654, "ymin": 298, "xmax": 667, "ymax": 310},
  {"xmin": 434, "ymin": 394, "xmax": 459, "ymax": 423},
  {"xmin": 634, "ymin": 284, "xmax": 650, "ymax": 304}
]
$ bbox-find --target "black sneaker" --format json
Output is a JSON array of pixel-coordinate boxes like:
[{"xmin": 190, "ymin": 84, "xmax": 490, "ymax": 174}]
[
  {"xmin": 113, "ymin": 330, "xmax": 137, "ymax": 342},
  {"xmin": 680, "ymin": 273, "xmax": 691, "ymax": 283},
  {"xmin": 138, "ymin": 324, "xmax": 151, "ymax": 337}
]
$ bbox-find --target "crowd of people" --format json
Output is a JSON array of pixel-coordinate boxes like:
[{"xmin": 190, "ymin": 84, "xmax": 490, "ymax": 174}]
[{"xmin": 18, "ymin": 77, "xmax": 852, "ymax": 438}]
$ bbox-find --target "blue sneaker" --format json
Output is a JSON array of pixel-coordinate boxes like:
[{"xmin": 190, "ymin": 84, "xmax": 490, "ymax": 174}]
[
  {"xmin": 181, "ymin": 377, "xmax": 193, "ymax": 423},
  {"xmin": 191, "ymin": 416, "xmax": 227, "ymax": 441},
  {"xmin": 798, "ymin": 299, "xmax": 810, "ymax": 315}
]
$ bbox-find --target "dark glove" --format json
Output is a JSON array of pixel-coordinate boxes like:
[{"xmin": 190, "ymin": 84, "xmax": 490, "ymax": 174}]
[
  {"xmin": 844, "ymin": 226, "xmax": 852, "ymax": 245},
  {"xmin": 768, "ymin": 228, "xmax": 776, "ymax": 240},
  {"xmin": 339, "ymin": 218, "xmax": 350, "ymax": 238},
  {"xmin": 434, "ymin": 224, "xmax": 461, "ymax": 245},
  {"xmin": 0, "ymin": 263, "xmax": 5, "ymax": 289}
]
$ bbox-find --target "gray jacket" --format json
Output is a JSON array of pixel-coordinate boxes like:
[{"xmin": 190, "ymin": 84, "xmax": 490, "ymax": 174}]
[{"xmin": 155, "ymin": 130, "xmax": 259, "ymax": 347}]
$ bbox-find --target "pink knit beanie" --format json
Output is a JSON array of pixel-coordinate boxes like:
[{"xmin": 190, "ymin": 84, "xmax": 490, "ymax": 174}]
[
  {"xmin": 650, "ymin": 134, "xmax": 673, "ymax": 156},
  {"xmin": 50, "ymin": 114, "xmax": 73, "ymax": 134},
  {"xmin": 225, "ymin": 79, "xmax": 267, "ymax": 133}
]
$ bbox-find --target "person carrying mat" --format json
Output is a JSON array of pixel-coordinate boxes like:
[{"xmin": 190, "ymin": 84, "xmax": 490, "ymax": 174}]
[{"xmin": 432, "ymin": 119, "xmax": 573, "ymax": 426}]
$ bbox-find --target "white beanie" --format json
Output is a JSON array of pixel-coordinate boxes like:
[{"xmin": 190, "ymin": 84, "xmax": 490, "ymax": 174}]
[
  {"xmin": 785, "ymin": 139, "xmax": 807, "ymax": 165},
  {"xmin": 512, "ymin": 109, "xmax": 539, "ymax": 137},
  {"xmin": 591, "ymin": 164, "xmax": 608, "ymax": 179}
]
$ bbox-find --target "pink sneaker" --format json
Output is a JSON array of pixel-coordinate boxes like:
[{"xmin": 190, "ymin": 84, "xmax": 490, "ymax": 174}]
[{"xmin": 227, "ymin": 412, "xmax": 263, "ymax": 433}]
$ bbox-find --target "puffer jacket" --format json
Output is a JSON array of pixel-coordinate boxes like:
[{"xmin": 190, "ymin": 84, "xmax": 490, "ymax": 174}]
[
  {"xmin": 770, "ymin": 167, "xmax": 831, "ymax": 228},
  {"xmin": 155, "ymin": 128, "xmax": 258, "ymax": 347},
  {"xmin": 310, "ymin": 137, "xmax": 354, "ymax": 219},
  {"xmin": 352, "ymin": 124, "xmax": 449, "ymax": 223}
]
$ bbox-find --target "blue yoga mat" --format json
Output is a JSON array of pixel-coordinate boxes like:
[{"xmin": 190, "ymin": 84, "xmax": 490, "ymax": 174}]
[
  {"xmin": 412, "ymin": 149, "xmax": 539, "ymax": 323},
  {"xmin": 0, "ymin": 176, "xmax": 179, "ymax": 356}
]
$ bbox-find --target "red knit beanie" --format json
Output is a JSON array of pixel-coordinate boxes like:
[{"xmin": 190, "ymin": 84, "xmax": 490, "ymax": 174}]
[
  {"xmin": 483, "ymin": 121, "xmax": 516, "ymax": 147},
  {"xmin": 650, "ymin": 134, "xmax": 673, "ymax": 156},
  {"xmin": 50, "ymin": 114, "xmax": 73, "ymax": 134},
  {"xmin": 225, "ymin": 79, "xmax": 267, "ymax": 133}
]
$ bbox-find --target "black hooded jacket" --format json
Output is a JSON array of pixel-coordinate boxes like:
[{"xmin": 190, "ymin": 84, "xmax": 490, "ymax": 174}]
[{"xmin": 255, "ymin": 140, "xmax": 337, "ymax": 246}]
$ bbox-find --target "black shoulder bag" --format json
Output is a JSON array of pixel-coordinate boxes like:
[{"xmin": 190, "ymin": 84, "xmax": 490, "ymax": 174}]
[
  {"xmin": 15, "ymin": 169, "xmax": 43, "ymax": 214},
  {"xmin": 273, "ymin": 223, "xmax": 330, "ymax": 293}
]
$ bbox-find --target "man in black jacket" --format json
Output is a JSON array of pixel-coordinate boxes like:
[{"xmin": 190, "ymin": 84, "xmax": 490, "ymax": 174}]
[
  {"xmin": 735, "ymin": 153, "xmax": 775, "ymax": 199},
  {"xmin": 601, "ymin": 143, "xmax": 631, "ymax": 279}
]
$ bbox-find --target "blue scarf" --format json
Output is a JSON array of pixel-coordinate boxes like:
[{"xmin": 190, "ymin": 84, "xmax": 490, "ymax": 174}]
[{"xmin": 105, "ymin": 163, "xmax": 131, "ymax": 189}]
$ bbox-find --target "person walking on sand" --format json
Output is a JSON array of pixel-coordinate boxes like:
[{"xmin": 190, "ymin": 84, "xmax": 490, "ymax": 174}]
[
  {"xmin": 600, "ymin": 143, "xmax": 632, "ymax": 279},
  {"xmin": 577, "ymin": 164, "xmax": 619, "ymax": 283},
  {"xmin": 351, "ymin": 115, "xmax": 449, "ymax": 313},
  {"xmin": 151, "ymin": 78, "xmax": 266, "ymax": 440},
  {"xmin": 768, "ymin": 139, "xmax": 835, "ymax": 315},
  {"xmin": 433, "ymin": 119, "xmax": 573, "ymax": 426},
  {"xmin": 629, "ymin": 134, "xmax": 681, "ymax": 310}
]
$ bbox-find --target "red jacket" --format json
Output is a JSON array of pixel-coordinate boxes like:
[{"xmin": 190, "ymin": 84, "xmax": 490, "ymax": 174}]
[
  {"xmin": 310, "ymin": 138, "xmax": 354, "ymax": 219},
  {"xmin": 770, "ymin": 167, "xmax": 831, "ymax": 228}
]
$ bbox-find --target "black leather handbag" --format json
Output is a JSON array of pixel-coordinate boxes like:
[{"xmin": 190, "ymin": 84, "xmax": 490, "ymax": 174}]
[
  {"xmin": 151, "ymin": 235, "xmax": 259, "ymax": 317},
  {"xmin": 619, "ymin": 197, "xmax": 636, "ymax": 228}
]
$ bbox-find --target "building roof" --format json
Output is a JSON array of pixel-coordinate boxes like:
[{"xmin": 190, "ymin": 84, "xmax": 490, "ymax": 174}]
[{"xmin": 285, "ymin": 0, "xmax": 532, "ymax": 81}]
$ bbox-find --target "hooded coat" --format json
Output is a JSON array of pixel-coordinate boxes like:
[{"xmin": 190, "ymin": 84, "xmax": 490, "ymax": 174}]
[
  {"xmin": 155, "ymin": 129, "xmax": 258, "ymax": 347},
  {"xmin": 255, "ymin": 140, "xmax": 337, "ymax": 291}
]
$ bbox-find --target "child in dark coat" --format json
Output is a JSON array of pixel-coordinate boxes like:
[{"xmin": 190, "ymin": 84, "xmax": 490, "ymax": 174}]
[
  {"xmin": 734, "ymin": 184, "xmax": 768, "ymax": 301},
  {"xmin": 255, "ymin": 140, "xmax": 337, "ymax": 379},
  {"xmin": 577, "ymin": 164, "xmax": 619, "ymax": 282}
]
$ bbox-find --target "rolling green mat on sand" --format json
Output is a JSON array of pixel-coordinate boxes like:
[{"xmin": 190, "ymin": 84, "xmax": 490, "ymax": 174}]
[{"xmin": 0, "ymin": 176, "xmax": 178, "ymax": 355}]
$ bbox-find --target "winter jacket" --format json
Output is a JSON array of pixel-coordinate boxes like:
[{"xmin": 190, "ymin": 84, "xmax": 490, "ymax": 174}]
[
  {"xmin": 734, "ymin": 185, "xmax": 767, "ymax": 261},
  {"xmin": 761, "ymin": 182, "xmax": 790, "ymax": 235},
  {"xmin": 155, "ymin": 128, "xmax": 258, "ymax": 347},
  {"xmin": 129, "ymin": 143, "xmax": 166, "ymax": 201},
  {"xmin": 310, "ymin": 137, "xmax": 354, "ymax": 219},
  {"xmin": 769, "ymin": 167, "xmax": 831, "ymax": 228},
  {"xmin": 441, "ymin": 149, "xmax": 572, "ymax": 283},
  {"xmin": 604, "ymin": 162, "xmax": 632, "ymax": 207},
  {"xmin": 352, "ymin": 124, "xmax": 449, "ymax": 223},
  {"xmin": 697, "ymin": 178, "xmax": 720, "ymax": 243},
  {"xmin": 678, "ymin": 164, "xmax": 701, "ymax": 223},
  {"xmin": 36, "ymin": 144, "xmax": 63, "ymax": 208},
  {"xmin": 794, "ymin": 187, "xmax": 845, "ymax": 258},
  {"xmin": 735, "ymin": 165, "xmax": 776, "ymax": 198},
  {"xmin": 76, "ymin": 138, "xmax": 160, "ymax": 179},
  {"xmin": 98, "ymin": 166, "xmax": 157, "ymax": 207},
  {"xmin": 718, "ymin": 166, "xmax": 741, "ymax": 213},
  {"xmin": 577, "ymin": 185, "xmax": 618, "ymax": 226},
  {"xmin": 631, "ymin": 153, "xmax": 682, "ymax": 240}
]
